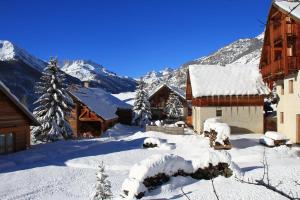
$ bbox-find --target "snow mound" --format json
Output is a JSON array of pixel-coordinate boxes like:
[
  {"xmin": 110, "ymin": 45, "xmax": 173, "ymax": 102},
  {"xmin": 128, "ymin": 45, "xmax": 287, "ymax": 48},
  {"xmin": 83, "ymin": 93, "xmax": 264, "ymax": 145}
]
[
  {"xmin": 143, "ymin": 138, "xmax": 164, "ymax": 147},
  {"xmin": 260, "ymin": 136, "xmax": 275, "ymax": 147},
  {"xmin": 204, "ymin": 118, "xmax": 230, "ymax": 145},
  {"xmin": 192, "ymin": 150, "xmax": 231, "ymax": 170},
  {"xmin": 143, "ymin": 137, "xmax": 176, "ymax": 150},
  {"xmin": 265, "ymin": 131, "xmax": 286, "ymax": 140},
  {"xmin": 129, "ymin": 154, "xmax": 194, "ymax": 182},
  {"xmin": 121, "ymin": 178, "xmax": 147, "ymax": 199}
]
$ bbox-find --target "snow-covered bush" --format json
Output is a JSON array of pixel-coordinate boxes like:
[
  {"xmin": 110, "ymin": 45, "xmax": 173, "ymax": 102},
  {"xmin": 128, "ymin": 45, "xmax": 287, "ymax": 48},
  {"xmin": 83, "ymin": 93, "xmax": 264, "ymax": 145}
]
[
  {"xmin": 265, "ymin": 131, "xmax": 286, "ymax": 140},
  {"xmin": 121, "ymin": 178, "xmax": 147, "ymax": 199},
  {"xmin": 164, "ymin": 92, "xmax": 183, "ymax": 120},
  {"xmin": 122, "ymin": 152, "xmax": 237, "ymax": 198},
  {"xmin": 204, "ymin": 118, "xmax": 231, "ymax": 147},
  {"xmin": 132, "ymin": 79, "xmax": 152, "ymax": 127},
  {"xmin": 143, "ymin": 138, "xmax": 176, "ymax": 150},
  {"xmin": 129, "ymin": 154, "xmax": 193, "ymax": 182},
  {"xmin": 31, "ymin": 58, "xmax": 74, "ymax": 142},
  {"xmin": 259, "ymin": 136, "xmax": 275, "ymax": 147},
  {"xmin": 143, "ymin": 138, "xmax": 163, "ymax": 148},
  {"xmin": 93, "ymin": 162, "xmax": 112, "ymax": 200},
  {"xmin": 154, "ymin": 120, "xmax": 163, "ymax": 127}
]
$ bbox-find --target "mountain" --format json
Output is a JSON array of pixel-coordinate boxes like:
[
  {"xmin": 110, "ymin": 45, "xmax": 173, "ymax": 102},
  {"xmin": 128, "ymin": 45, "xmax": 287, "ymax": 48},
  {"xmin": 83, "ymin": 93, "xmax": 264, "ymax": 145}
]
[
  {"xmin": 142, "ymin": 33, "xmax": 264, "ymax": 93},
  {"xmin": 61, "ymin": 60, "xmax": 137, "ymax": 94},
  {"xmin": 0, "ymin": 40, "xmax": 81, "ymax": 110}
]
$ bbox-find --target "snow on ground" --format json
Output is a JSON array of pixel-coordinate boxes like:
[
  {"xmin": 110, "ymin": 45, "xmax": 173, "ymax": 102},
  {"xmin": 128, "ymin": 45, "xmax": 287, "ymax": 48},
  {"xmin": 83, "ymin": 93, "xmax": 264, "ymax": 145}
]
[
  {"xmin": 0, "ymin": 124, "xmax": 299, "ymax": 200},
  {"xmin": 112, "ymin": 92, "xmax": 136, "ymax": 106}
]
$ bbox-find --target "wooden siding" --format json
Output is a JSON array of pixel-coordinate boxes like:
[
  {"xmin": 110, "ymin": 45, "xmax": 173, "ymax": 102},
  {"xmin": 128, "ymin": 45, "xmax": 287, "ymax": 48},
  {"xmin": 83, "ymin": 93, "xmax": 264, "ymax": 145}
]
[
  {"xmin": 191, "ymin": 95, "xmax": 264, "ymax": 107},
  {"xmin": 0, "ymin": 90, "xmax": 31, "ymax": 153},
  {"xmin": 260, "ymin": 5, "xmax": 300, "ymax": 85}
]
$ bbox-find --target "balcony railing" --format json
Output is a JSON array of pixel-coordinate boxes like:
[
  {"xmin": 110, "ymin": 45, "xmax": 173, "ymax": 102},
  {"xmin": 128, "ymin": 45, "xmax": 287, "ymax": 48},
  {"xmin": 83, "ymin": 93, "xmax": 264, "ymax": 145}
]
[{"xmin": 273, "ymin": 59, "xmax": 284, "ymax": 74}]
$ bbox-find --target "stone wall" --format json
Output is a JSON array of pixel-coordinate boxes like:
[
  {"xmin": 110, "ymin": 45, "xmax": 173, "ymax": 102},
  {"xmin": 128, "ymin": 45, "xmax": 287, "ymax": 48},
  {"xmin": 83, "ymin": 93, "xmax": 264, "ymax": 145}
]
[{"xmin": 146, "ymin": 126, "xmax": 184, "ymax": 135}]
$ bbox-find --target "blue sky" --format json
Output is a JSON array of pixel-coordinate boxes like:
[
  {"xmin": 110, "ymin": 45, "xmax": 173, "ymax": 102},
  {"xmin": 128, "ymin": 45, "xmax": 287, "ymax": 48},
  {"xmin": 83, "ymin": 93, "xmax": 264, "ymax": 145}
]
[{"xmin": 1, "ymin": 0, "xmax": 270, "ymax": 77}]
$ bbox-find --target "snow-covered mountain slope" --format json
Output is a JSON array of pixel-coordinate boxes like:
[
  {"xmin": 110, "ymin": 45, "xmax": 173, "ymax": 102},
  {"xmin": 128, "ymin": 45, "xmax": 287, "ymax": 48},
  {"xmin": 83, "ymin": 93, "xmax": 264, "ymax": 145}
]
[
  {"xmin": 0, "ymin": 41, "xmax": 81, "ymax": 110},
  {"xmin": 142, "ymin": 33, "xmax": 264, "ymax": 93},
  {"xmin": 61, "ymin": 60, "xmax": 137, "ymax": 93},
  {"xmin": 0, "ymin": 40, "xmax": 46, "ymax": 71}
]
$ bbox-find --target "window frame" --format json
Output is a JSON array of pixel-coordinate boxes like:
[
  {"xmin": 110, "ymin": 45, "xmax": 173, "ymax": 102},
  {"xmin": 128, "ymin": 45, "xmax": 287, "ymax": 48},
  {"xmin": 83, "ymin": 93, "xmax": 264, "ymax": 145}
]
[
  {"xmin": 0, "ymin": 132, "xmax": 15, "ymax": 154},
  {"xmin": 216, "ymin": 108, "xmax": 222, "ymax": 117}
]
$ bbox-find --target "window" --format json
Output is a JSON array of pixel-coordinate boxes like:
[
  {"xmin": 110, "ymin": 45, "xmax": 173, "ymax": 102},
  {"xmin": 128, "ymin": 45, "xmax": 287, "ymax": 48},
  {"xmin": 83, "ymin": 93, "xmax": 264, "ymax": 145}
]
[
  {"xmin": 216, "ymin": 109, "xmax": 222, "ymax": 117},
  {"xmin": 280, "ymin": 112, "xmax": 284, "ymax": 124},
  {"xmin": 289, "ymin": 80, "xmax": 294, "ymax": 94},
  {"xmin": 281, "ymin": 84, "xmax": 284, "ymax": 95},
  {"xmin": 0, "ymin": 133, "xmax": 14, "ymax": 154}
]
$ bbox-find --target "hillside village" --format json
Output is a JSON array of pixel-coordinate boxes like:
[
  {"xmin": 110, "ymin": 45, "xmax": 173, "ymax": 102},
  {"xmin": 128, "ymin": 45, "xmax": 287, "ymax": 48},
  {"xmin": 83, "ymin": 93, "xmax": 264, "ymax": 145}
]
[{"xmin": 1, "ymin": 1, "xmax": 300, "ymax": 200}]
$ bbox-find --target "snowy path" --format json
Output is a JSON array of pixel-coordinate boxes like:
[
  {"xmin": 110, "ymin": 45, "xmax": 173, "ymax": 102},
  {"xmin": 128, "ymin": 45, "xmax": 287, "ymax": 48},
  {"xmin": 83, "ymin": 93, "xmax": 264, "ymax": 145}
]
[{"xmin": 0, "ymin": 124, "xmax": 299, "ymax": 200}]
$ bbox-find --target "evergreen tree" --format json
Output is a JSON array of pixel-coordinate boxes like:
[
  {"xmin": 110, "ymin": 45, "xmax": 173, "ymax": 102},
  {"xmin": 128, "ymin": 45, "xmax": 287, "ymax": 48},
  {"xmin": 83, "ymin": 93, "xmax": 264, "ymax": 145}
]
[
  {"xmin": 93, "ymin": 162, "xmax": 113, "ymax": 200},
  {"xmin": 132, "ymin": 79, "xmax": 152, "ymax": 127},
  {"xmin": 31, "ymin": 58, "xmax": 74, "ymax": 142},
  {"xmin": 164, "ymin": 92, "xmax": 183, "ymax": 120}
]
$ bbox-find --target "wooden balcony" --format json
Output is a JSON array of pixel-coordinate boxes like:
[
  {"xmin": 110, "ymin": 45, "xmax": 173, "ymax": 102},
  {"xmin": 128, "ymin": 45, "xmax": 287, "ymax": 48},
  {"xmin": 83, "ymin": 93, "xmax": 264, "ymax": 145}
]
[
  {"xmin": 288, "ymin": 56, "xmax": 298, "ymax": 71},
  {"xmin": 261, "ymin": 65, "xmax": 271, "ymax": 78},
  {"xmin": 272, "ymin": 59, "xmax": 283, "ymax": 74}
]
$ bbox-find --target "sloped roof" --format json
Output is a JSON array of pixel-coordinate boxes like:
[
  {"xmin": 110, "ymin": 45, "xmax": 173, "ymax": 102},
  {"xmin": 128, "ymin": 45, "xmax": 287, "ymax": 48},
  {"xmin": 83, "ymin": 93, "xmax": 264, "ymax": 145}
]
[
  {"xmin": 70, "ymin": 87, "xmax": 132, "ymax": 121},
  {"xmin": 188, "ymin": 64, "xmax": 270, "ymax": 98},
  {"xmin": 0, "ymin": 81, "xmax": 39, "ymax": 125},
  {"xmin": 149, "ymin": 84, "xmax": 186, "ymax": 100},
  {"xmin": 274, "ymin": 1, "xmax": 300, "ymax": 22}
]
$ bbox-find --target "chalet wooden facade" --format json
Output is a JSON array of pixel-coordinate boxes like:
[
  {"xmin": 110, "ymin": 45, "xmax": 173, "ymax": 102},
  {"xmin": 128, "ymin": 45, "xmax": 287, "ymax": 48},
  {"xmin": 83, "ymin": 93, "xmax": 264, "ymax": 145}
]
[
  {"xmin": 260, "ymin": 0, "xmax": 300, "ymax": 143},
  {"xmin": 68, "ymin": 86, "xmax": 131, "ymax": 138},
  {"xmin": 148, "ymin": 84, "xmax": 187, "ymax": 120},
  {"xmin": 0, "ymin": 81, "xmax": 39, "ymax": 154},
  {"xmin": 186, "ymin": 64, "xmax": 269, "ymax": 133}
]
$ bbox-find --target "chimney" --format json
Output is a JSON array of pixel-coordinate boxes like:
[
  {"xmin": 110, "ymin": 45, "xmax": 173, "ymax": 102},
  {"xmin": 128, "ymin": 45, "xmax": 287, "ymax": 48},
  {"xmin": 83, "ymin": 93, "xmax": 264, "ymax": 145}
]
[{"xmin": 83, "ymin": 81, "xmax": 89, "ymax": 88}]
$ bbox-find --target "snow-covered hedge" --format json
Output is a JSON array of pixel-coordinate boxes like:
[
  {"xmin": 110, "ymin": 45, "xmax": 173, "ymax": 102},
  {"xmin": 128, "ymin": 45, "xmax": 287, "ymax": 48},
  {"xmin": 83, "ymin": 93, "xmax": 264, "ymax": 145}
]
[
  {"xmin": 129, "ymin": 154, "xmax": 193, "ymax": 182},
  {"xmin": 122, "ymin": 152, "xmax": 238, "ymax": 198}
]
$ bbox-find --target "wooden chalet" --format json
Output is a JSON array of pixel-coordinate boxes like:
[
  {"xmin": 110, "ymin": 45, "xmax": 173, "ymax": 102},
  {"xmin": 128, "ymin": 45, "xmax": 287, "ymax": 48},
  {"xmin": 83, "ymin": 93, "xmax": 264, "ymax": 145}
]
[
  {"xmin": 68, "ymin": 86, "xmax": 132, "ymax": 138},
  {"xmin": 148, "ymin": 84, "xmax": 187, "ymax": 120},
  {"xmin": 260, "ymin": 0, "xmax": 300, "ymax": 143},
  {"xmin": 186, "ymin": 64, "xmax": 269, "ymax": 133},
  {"xmin": 0, "ymin": 81, "xmax": 39, "ymax": 154}
]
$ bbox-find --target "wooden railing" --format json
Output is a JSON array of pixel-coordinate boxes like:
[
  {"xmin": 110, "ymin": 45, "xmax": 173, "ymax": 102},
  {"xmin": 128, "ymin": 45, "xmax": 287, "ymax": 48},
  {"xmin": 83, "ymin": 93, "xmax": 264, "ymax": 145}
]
[
  {"xmin": 273, "ymin": 59, "xmax": 284, "ymax": 74},
  {"xmin": 288, "ymin": 56, "xmax": 297, "ymax": 71}
]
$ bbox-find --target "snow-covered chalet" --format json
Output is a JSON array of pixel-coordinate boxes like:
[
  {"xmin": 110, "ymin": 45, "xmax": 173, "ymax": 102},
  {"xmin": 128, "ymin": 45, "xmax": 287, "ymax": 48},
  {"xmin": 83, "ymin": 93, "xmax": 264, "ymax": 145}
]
[
  {"xmin": 186, "ymin": 64, "xmax": 270, "ymax": 133},
  {"xmin": 0, "ymin": 81, "xmax": 39, "ymax": 154},
  {"xmin": 148, "ymin": 84, "xmax": 187, "ymax": 120},
  {"xmin": 260, "ymin": 0, "xmax": 300, "ymax": 143},
  {"xmin": 68, "ymin": 85, "xmax": 132, "ymax": 137}
]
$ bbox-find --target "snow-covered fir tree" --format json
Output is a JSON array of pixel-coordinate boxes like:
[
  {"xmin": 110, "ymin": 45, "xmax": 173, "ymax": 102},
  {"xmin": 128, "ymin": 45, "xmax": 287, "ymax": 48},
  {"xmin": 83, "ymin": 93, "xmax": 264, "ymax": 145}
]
[
  {"xmin": 93, "ymin": 162, "xmax": 113, "ymax": 200},
  {"xmin": 164, "ymin": 92, "xmax": 183, "ymax": 120},
  {"xmin": 132, "ymin": 79, "xmax": 152, "ymax": 127},
  {"xmin": 31, "ymin": 58, "xmax": 74, "ymax": 142}
]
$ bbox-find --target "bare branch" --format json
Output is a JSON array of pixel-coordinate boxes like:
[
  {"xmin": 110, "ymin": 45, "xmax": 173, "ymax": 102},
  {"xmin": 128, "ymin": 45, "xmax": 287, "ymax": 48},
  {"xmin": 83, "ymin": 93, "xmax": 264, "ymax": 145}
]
[
  {"xmin": 211, "ymin": 178, "xmax": 220, "ymax": 200},
  {"xmin": 235, "ymin": 148, "xmax": 299, "ymax": 200},
  {"xmin": 181, "ymin": 187, "xmax": 191, "ymax": 200}
]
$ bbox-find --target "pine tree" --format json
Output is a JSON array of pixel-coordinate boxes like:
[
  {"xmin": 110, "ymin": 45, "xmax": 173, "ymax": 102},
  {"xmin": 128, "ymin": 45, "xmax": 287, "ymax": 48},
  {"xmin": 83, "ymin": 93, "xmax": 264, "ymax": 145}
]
[
  {"xmin": 164, "ymin": 92, "xmax": 183, "ymax": 120},
  {"xmin": 31, "ymin": 58, "xmax": 74, "ymax": 142},
  {"xmin": 93, "ymin": 162, "xmax": 113, "ymax": 200},
  {"xmin": 132, "ymin": 79, "xmax": 152, "ymax": 127}
]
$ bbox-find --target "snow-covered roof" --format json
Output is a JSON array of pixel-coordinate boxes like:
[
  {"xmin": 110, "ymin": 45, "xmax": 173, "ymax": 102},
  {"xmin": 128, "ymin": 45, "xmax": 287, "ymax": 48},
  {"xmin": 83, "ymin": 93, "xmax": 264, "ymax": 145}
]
[
  {"xmin": 188, "ymin": 64, "xmax": 270, "ymax": 98},
  {"xmin": 70, "ymin": 87, "xmax": 132, "ymax": 120},
  {"xmin": 274, "ymin": 1, "xmax": 300, "ymax": 21},
  {"xmin": 0, "ymin": 80, "xmax": 39, "ymax": 125},
  {"xmin": 149, "ymin": 84, "xmax": 186, "ymax": 100}
]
